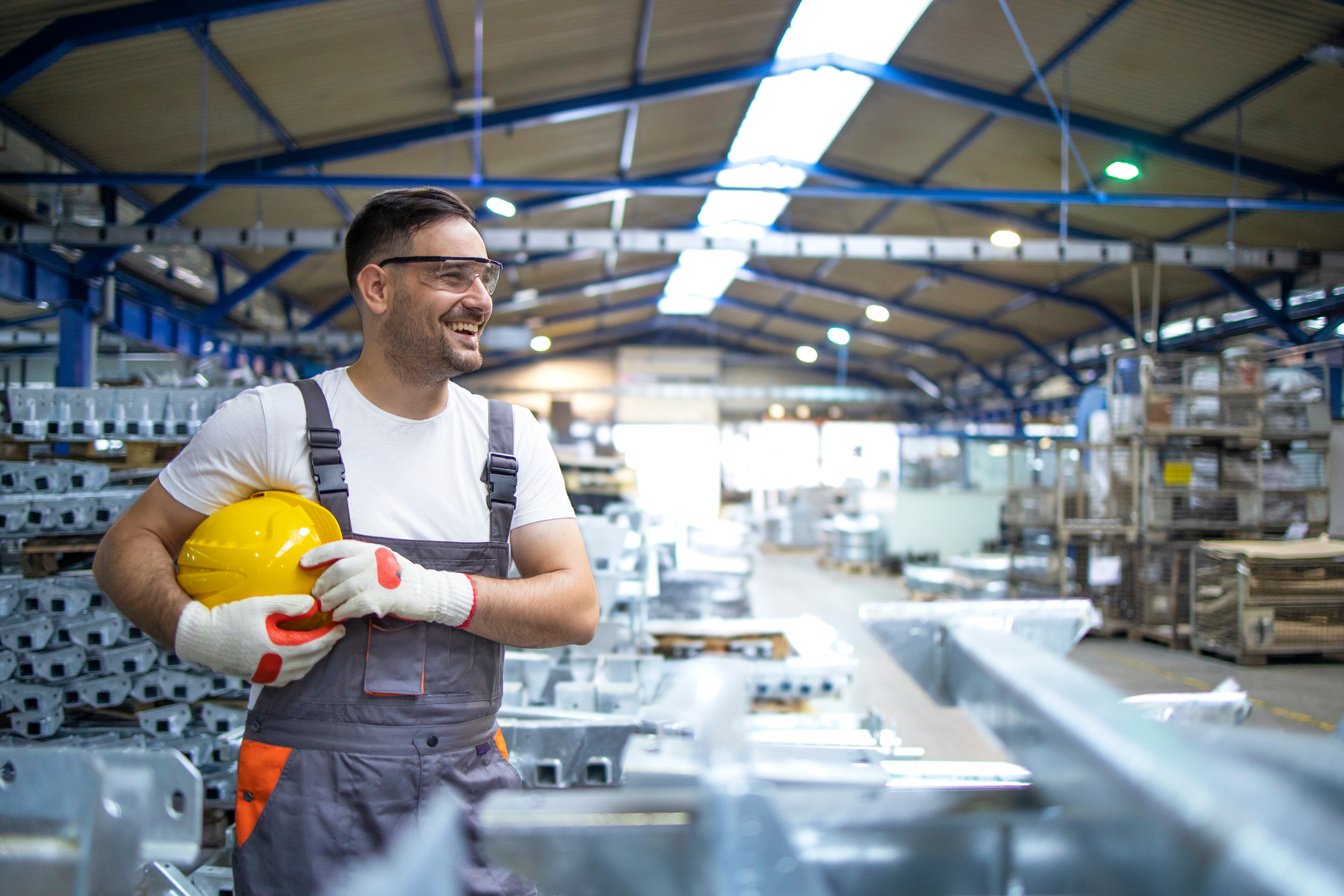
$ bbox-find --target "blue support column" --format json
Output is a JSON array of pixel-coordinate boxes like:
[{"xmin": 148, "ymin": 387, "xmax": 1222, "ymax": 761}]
[
  {"xmin": 1330, "ymin": 367, "xmax": 1343, "ymax": 421},
  {"xmin": 57, "ymin": 288, "xmax": 96, "ymax": 386}
]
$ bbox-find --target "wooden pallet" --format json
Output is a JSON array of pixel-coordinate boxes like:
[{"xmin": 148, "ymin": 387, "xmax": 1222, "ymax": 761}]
[
  {"xmin": 21, "ymin": 533, "xmax": 104, "ymax": 577},
  {"xmin": 652, "ymin": 632, "xmax": 792, "ymax": 661}
]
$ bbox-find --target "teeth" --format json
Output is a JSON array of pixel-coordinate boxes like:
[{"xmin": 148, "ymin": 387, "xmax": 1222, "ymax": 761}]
[{"xmin": 449, "ymin": 322, "xmax": 480, "ymax": 334}]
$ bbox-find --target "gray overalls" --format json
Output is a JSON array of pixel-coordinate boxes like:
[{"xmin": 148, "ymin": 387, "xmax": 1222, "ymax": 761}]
[{"xmin": 231, "ymin": 379, "xmax": 535, "ymax": 896}]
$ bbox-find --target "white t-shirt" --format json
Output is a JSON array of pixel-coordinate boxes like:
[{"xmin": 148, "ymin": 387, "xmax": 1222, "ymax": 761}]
[{"xmin": 158, "ymin": 368, "xmax": 574, "ymax": 540}]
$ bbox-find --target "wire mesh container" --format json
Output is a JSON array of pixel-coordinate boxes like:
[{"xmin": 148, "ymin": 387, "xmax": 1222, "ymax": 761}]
[
  {"xmin": 1195, "ymin": 538, "xmax": 1344, "ymax": 662},
  {"xmin": 1144, "ymin": 442, "xmax": 1261, "ymax": 532},
  {"xmin": 1003, "ymin": 442, "xmax": 1060, "ymax": 530},
  {"xmin": 1059, "ymin": 441, "xmax": 1139, "ymax": 534},
  {"xmin": 1108, "ymin": 351, "xmax": 1263, "ymax": 440},
  {"xmin": 1135, "ymin": 540, "xmax": 1198, "ymax": 644},
  {"xmin": 1260, "ymin": 442, "xmax": 1329, "ymax": 534},
  {"xmin": 1262, "ymin": 363, "xmax": 1330, "ymax": 440}
]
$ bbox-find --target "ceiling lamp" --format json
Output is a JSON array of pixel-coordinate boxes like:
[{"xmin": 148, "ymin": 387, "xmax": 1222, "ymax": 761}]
[
  {"xmin": 865, "ymin": 304, "xmax": 891, "ymax": 322},
  {"xmin": 989, "ymin": 229, "xmax": 1021, "ymax": 248},
  {"xmin": 767, "ymin": 403, "xmax": 786, "ymax": 419},
  {"xmin": 529, "ymin": 335, "xmax": 551, "ymax": 352},
  {"xmin": 826, "ymin": 326, "xmax": 851, "ymax": 346},
  {"xmin": 1104, "ymin": 158, "xmax": 1141, "ymax": 181},
  {"xmin": 796, "ymin": 345, "xmax": 819, "ymax": 363},
  {"xmin": 485, "ymin": 196, "xmax": 517, "ymax": 217}
]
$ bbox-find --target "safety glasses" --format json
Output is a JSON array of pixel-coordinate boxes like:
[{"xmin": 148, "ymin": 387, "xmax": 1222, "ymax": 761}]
[{"xmin": 377, "ymin": 255, "xmax": 504, "ymax": 296}]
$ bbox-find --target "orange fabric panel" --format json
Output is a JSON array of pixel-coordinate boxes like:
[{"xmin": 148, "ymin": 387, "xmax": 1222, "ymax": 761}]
[
  {"xmin": 235, "ymin": 740, "xmax": 293, "ymax": 848},
  {"xmin": 493, "ymin": 728, "xmax": 509, "ymax": 761}
]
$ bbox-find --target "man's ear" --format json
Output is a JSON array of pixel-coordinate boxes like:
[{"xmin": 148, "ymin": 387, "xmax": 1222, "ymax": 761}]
[{"xmin": 356, "ymin": 263, "xmax": 392, "ymax": 315}]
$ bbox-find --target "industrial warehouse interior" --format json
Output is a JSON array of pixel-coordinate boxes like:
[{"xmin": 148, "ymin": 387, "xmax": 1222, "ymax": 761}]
[{"xmin": 3, "ymin": 0, "xmax": 1344, "ymax": 894}]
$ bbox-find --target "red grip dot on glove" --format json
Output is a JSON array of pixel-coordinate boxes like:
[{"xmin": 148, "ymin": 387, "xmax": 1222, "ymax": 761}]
[
  {"xmin": 253, "ymin": 652, "xmax": 283, "ymax": 685},
  {"xmin": 375, "ymin": 547, "xmax": 403, "ymax": 589}
]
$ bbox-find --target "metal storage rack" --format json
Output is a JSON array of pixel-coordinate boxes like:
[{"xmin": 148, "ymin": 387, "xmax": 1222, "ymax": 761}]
[
  {"xmin": 1108, "ymin": 350, "xmax": 1263, "ymax": 441},
  {"xmin": 1194, "ymin": 538, "xmax": 1344, "ymax": 664}
]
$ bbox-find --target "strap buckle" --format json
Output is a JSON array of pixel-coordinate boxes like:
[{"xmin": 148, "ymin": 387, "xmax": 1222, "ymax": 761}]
[
  {"xmin": 485, "ymin": 452, "xmax": 518, "ymax": 506},
  {"xmin": 307, "ymin": 426, "xmax": 341, "ymax": 451}
]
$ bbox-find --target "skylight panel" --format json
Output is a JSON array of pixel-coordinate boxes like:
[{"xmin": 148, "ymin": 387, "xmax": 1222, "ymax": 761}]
[{"xmin": 776, "ymin": 0, "xmax": 932, "ymax": 64}]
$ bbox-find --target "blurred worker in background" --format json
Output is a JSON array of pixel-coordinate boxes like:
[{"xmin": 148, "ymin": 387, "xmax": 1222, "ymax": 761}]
[{"xmin": 94, "ymin": 186, "xmax": 599, "ymax": 896}]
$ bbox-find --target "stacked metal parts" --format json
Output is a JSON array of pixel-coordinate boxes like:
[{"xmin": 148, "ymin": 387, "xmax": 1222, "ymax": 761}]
[{"xmin": 303, "ymin": 598, "xmax": 1344, "ymax": 896}]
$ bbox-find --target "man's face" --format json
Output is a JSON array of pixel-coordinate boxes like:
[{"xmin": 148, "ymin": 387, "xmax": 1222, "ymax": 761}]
[{"xmin": 380, "ymin": 217, "xmax": 494, "ymax": 385}]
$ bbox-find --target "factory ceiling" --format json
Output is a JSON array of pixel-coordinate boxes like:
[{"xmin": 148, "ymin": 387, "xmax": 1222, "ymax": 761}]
[{"xmin": 2, "ymin": 0, "xmax": 1344, "ymax": 422}]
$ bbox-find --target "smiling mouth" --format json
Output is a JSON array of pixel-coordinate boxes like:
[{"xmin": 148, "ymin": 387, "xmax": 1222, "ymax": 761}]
[{"xmin": 446, "ymin": 320, "xmax": 483, "ymax": 338}]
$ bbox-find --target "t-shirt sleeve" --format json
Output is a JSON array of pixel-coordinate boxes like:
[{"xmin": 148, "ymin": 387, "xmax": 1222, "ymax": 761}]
[
  {"xmin": 156, "ymin": 388, "xmax": 276, "ymax": 515},
  {"xmin": 509, "ymin": 404, "xmax": 575, "ymax": 529}
]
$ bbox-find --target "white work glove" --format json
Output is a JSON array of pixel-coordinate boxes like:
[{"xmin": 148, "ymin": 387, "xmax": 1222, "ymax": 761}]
[
  {"xmin": 173, "ymin": 596, "xmax": 345, "ymax": 686},
  {"xmin": 302, "ymin": 540, "xmax": 477, "ymax": 627}
]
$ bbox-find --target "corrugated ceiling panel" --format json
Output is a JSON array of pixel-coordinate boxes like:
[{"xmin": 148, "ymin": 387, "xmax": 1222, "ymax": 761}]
[
  {"xmin": 441, "ymin": 0, "xmax": 640, "ymax": 107},
  {"xmin": 9, "ymin": 31, "xmax": 279, "ymax": 170},
  {"xmin": 1034, "ymin": 0, "xmax": 1344, "ymax": 133},
  {"xmin": 825, "ymin": 88, "xmax": 990, "ymax": 183},
  {"xmin": 644, "ymin": 0, "xmax": 792, "ymax": 79},
  {"xmin": 937, "ymin": 330, "xmax": 1022, "ymax": 362},
  {"xmin": 628, "ymin": 87, "xmax": 757, "ymax": 178},
  {"xmin": 867, "ymin": 311, "xmax": 950, "ymax": 343},
  {"xmin": 1187, "ymin": 66, "xmax": 1344, "ymax": 172},
  {"xmin": 211, "ymin": 2, "xmax": 451, "ymax": 149},
  {"xmin": 993, "ymin": 304, "xmax": 1099, "ymax": 343},
  {"xmin": 1, "ymin": 2, "xmax": 131, "ymax": 55},
  {"xmin": 897, "ymin": 0, "xmax": 1115, "ymax": 94}
]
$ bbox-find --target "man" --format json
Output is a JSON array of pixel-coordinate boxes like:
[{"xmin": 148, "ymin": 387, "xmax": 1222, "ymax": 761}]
[{"xmin": 94, "ymin": 187, "xmax": 600, "ymax": 896}]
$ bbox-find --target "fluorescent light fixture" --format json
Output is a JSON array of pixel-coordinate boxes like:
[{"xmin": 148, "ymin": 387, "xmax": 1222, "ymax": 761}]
[
  {"xmin": 657, "ymin": 294, "xmax": 717, "ymax": 315},
  {"xmin": 1160, "ymin": 318, "xmax": 1193, "ymax": 339},
  {"xmin": 796, "ymin": 345, "xmax": 819, "ymax": 363},
  {"xmin": 485, "ymin": 196, "xmax": 516, "ymax": 217},
  {"xmin": 529, "ymin": 335, "xmax": 552, "ymax": 352},
  {"xmin": 663, "ymin": 248, "xmax": 747, "ymax": 306},
  {"xmin": 728, "ymin": 67, "xmax": 875, "ymax": 165},
  {"xmin": 865, "ymin": 304, "xmax": 891, "ymax": 322},
  {"xmin": 660, "ymin": 0, "xmax": 933, "ymax": 327},
  {"xmin": 1104, "ymin": 159, "xmax": 1141, "ymax": 181},
  {"xmin": 827, "ymin": 326, "xmax": 851, "ymax": 346},
  {"xmin": 989, "ymin": 229, "xmax": 1021, "ymax": 248}
]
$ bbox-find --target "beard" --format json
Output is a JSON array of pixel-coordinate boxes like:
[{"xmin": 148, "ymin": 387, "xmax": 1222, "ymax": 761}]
[{"xmin": 381, "ymin": 280, "xmax": 484, "ymax": 385}]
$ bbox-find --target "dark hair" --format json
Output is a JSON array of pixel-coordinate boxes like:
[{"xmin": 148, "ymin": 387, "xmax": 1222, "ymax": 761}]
[{"xmin": 344, "ymin": 187, "xmax": 478, "ymax": 290}]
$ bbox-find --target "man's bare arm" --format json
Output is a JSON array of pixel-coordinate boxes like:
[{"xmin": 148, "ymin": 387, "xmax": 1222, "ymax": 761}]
[
  {"xmin": 464, "ymin": 518, "xmax": 599, "ymax": 649},
  {"xmin": 92, "ymin": 480, "xmax": 207, "ymax": 648}
]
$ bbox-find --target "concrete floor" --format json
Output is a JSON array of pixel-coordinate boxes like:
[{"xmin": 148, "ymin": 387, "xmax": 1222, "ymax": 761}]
[{"xmin": 746, "ymin": 548, "xmax": 1343, "ymax": 758}]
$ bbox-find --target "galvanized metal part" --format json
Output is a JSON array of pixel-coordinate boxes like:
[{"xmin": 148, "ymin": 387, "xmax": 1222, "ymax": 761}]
[{"xmin": 0, "ymin": 747, "xmax": 202, "ymax": 896}]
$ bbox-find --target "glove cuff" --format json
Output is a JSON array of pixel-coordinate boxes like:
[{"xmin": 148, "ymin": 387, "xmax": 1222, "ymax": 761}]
[
  {"xmin": 172, "ymin": 601, "xmax": 213, "ymax": 666},
  {"xmin": 426, "ymin": 571, "xmax": 476, "ymax": 628}
]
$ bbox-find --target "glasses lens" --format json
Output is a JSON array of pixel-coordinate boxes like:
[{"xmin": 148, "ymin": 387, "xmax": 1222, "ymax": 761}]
[
  {"xmin": 480, "ymin": 261, "xmax": 501, "ymax": 295},
  {"xmin": 427, "ymin": 259, "xmax": 500, "ymax": 295}
]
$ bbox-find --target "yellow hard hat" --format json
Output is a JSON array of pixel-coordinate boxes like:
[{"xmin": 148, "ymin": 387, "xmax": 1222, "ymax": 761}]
[{"xmin": 177, "ymin": 491, "xmax": 342, "ymax": 631}]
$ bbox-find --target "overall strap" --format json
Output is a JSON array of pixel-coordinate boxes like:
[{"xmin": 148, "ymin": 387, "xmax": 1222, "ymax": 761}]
[
  {"xmin": 481, "ymin": 399, "xmax": 517, "ymax": 547},
  {"xmin": 294, "ymin": 379, "xmax": 353, "ymax": 535}
]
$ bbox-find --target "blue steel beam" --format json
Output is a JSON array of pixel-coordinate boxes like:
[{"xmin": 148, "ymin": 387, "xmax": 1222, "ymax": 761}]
[
  {"xmin": 14, "ymin": 170, "xmax": 1344, "ymax": 213},
  {"xmin": 424, "ymin": 0, "xmax": 464, "ymax": 92},
  {"xmin": 202, "ymin": 249, "xmax": 309, "ymax": 323},
  {"xmin": 838, "ymin": 54, "xmax": 1344, "ymax": 198},
  {"xmin": 301, "ymin": 294, "xmax": 353, "ymax": 331},
  {"xmin": 913, "ymin": 261, "xmax": 1135, "ymax": 336},
  {"xmin": 1201, "ymin": 269, "xmax": 1308, "ymax": 343},
  {"xmin": 186, "ymin": 25, "xmax": 352, "ymax": 222},
  {"xmin": 736, "ymin": 266, "xmax": 1081, "ymax": 384},
  {"xmin": 4, "ymin": 246, "xmax": 217, "ymax": 359},
  {"xmin": 486, "ymin": 313, "xmax": 904, "ymax": 392},
  {"xmin": 0, "ymin": 0, "xmax": 331, "ymax": 95},
  {"xmin": 714, "ymin": 294, "xmax": 1014, "ymax": 399}
]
